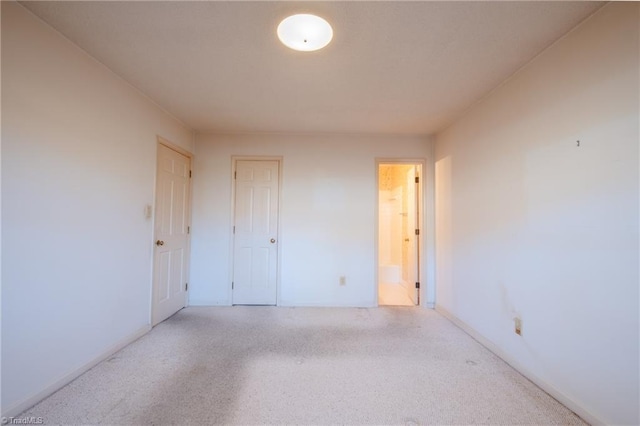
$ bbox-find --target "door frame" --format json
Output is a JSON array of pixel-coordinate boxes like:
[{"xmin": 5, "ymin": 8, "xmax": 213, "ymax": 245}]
[
  {"xmin": 229, "ymin": 156, "xmax": 283, "ymax": 305},
  {"xmin": 150, "ymin": 136, "xmax": 193, "ymax": 325},
  {"xmin": 375, "ymin": 158, "xmax": 433, "ymax": 307}
]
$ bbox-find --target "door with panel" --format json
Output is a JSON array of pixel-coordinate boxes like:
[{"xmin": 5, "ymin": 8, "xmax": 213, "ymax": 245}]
[
  {"xmin": 152, "ymin": 144, "xmax": 191, "ymax": 325},
  {"xmin": 232, "ymin": 160, "xmax": 280, "ymax": 305}
]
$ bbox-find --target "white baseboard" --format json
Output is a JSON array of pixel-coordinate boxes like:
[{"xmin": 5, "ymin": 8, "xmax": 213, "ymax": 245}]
[
  {"xmin": 188, "ymin": 299, "xmax": 231, "ymax": 306},
  {"xmin": 278, "ymin": 300, "xmax": 376, "ymax": 308},
  {"xmin": 435, "ymin": 306, "xmax": 603, "ymax": 426},
  {"xmin": 1, "ymin": 325, "xmax": 151, "ymax": 418}
]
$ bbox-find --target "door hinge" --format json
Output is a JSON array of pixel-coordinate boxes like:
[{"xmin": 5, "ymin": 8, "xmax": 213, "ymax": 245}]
[
  {"xmin": 185, "ymin": 282, "xmax": 189, "ymax": 291},
  {"xmin": 415, "ymin": 282, "xmax": 420, "ymax": 289},
  {"xmin": 189, "ymin": 170, "xmax": 192, "ymax": 178},
  {"xmin": 233, "ymin": 226, "xmax": 235, "ymax": 234},
  {"xmin": 187, "ymin": 226, "xmax": 190, "ymax": 234},
  {"xmin": 415, "ymin": 176, "xmax": 419, "ymax": 183},
  {"xmin": 234, "ymin": 171, "xmax": 237, "ymax": 179},
  {"xmin": 415, "ymin": 229, "xmax": 420, "ymax": 235},
  {"xmin": 232, "ymin": 282, "xmax": 234, "ymax": 289}
]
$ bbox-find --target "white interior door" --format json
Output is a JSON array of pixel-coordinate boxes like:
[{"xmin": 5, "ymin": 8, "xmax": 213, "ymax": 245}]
[
  {"xmin": 232, "ymin": 160, "xmax": 279, "ymax": 305},
  {"xmin": 406, "ymin": 166, "xmax": 419, "ymax": 305},
  {"xmin": 152, "ymin": 144, "xmax": 190, "ymax": 325}
]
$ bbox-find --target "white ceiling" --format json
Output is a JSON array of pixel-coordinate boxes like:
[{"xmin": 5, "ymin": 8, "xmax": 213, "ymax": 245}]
[{"xmin": 21, "ymin": 1, "xmax": 603, "ymax": 135}]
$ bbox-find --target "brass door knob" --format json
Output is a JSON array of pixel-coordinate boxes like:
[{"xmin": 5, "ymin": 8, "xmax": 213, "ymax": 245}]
[{"xmin": 156, "ymin": 240, "xmax": 165, "ymax": 246}]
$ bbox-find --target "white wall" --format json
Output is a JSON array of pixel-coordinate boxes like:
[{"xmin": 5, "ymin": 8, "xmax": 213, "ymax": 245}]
[
  {"xmin": 435, "ymin": 3, "xmax": 639, "ymax": 425},
  {"xmin": 1, "ymin": 2, "xmax": 194, "ymax": 415},
  {"xmin": 190, "ymin": 133, "xmax": 433, "ymax": 307},
  {"xmin": 378, "ymin": 190, "xmax": 393, "ymax": 265}
]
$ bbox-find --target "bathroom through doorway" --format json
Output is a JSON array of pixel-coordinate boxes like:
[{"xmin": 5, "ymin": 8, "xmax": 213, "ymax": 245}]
[{"xmin": 377, "ymin": 163, "xmax": 422, "ymax": 306}]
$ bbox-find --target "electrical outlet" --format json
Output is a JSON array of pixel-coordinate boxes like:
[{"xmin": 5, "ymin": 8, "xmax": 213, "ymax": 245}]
[
  {"xmin": 514, "ymin": 317, "xmax": 522, "ymax": 335},
  {"xmin": 339, "ymin": 276, "xmax": 346, "ymax": 286}
]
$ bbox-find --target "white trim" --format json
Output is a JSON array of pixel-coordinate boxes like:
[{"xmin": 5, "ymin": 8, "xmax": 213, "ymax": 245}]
[
  {"xmin": 187, "ymin": 299, "xmax": 231, "ymax": 306},
  {"xmin": 1, "ymin": 325, "xmax": 151, "ymax": 419},
  {"xmin": 278, "ymin": 300, "xmax": 376, "ymax": 308},
  {"xmin": 157, "ymin": 136, "xmax": 193, "ymax": 159},
  {"xmin": 196, "ymin": 130, "xmax": 430, "ymax": 138},
  {"xmin": 435, "ymin": 306, "xmax": 603, "ymax": 426}
]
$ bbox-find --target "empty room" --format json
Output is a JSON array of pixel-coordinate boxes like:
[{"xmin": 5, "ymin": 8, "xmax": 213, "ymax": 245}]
[{"xmin": 2, "ymin": 1, "xmax": 638, "ymax": 425}]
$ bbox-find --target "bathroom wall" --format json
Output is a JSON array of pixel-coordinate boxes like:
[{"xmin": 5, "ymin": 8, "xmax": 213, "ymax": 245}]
[
  {"xmin": 381, "ymin": 186, "xmax": 404, "ymax": 269},
  {"xmin": 378, "ymin": 165, "xmax": 415, "ymax": 283},
  {"xmin": 377, "ymin": 190, "xmax": 393, "ymax": 266}
]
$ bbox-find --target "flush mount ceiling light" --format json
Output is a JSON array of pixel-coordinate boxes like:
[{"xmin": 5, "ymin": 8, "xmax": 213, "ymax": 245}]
[{"xmin": 277, "ymin": 14, "xmax": 333, "ymax": 52}]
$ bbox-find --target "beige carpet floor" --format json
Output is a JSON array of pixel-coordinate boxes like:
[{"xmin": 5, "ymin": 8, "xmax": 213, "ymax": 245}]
[{"xmin": 21, "ymin": 307, "xmax": 585, "ymax": 425}]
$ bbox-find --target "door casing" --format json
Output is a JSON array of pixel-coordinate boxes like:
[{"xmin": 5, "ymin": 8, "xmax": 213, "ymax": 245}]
[
  {"xmin": 375, "ymin": 158, "xmax": 426, "ymax": 307},
  {"xmin": 229, "ymin": 156, "xmax": 283, "ymax": 305}
]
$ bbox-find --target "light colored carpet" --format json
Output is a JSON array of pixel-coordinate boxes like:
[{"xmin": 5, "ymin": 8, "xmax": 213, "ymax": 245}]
[{"xmin": 22, "ymin": 307, "xmax": 585, "ymax": 425}]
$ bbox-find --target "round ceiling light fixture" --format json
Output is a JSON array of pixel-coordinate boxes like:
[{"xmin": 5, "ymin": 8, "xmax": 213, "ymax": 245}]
[{"xmin": 277, "ymin": 14, "xmax": 333, "ymax": 52}]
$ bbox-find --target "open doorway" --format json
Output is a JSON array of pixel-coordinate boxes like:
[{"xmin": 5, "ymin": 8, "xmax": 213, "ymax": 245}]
[{"xmin": 378, "ymin": 163, "xmax": 422, "ymax": 306}]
